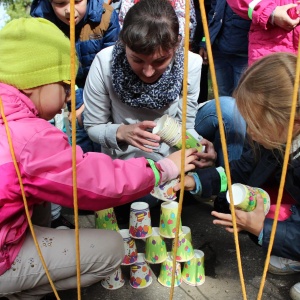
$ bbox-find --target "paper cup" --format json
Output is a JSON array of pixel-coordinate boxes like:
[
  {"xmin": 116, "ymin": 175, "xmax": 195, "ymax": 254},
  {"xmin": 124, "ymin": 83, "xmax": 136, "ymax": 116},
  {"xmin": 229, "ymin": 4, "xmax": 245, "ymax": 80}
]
[
  {"xmin": 145, "ymin": 227, "xmax": 167, "ymax": 264},
  {"xmin": 171, "ymin": 226, "xmax": 194, "ymax": 262},
  {"xmin": 95, "ymin": 207, "xmax": 119, "ymax": 231},
  {"xmin": 150, "ymin": 178, "xmax": 179, "ymax": 202},
  {"xmin": 159, "ymin": 201, "xmax": 182, "ymax": 238},
  {"xmin": 182, "ymin": 249, "xmax": 205, "ymax": 286},
  {"xmin": 119, "ymin": 229, "xmax": 138, "ymax": 265},
  {"xmin": 129, "ymin": 202, "xmax": 152, "ymax": 239},
  {"xmin": 130, "ymin": 253, "xmax": 153, "ymax": 289},
  {"xmin": 153, "ymin": 115, "xmax": 203, "ymax": 152},
  {"xmin": 226, "ymin": 183, "xmax": 270, "ymax": 214},
  {"xmin": 158, "ymin": 252, "xmax": 182, "ymax": 287},
  {"xmin": 101, "ymin": 267, "xmax": 125, "ymax": 290}
]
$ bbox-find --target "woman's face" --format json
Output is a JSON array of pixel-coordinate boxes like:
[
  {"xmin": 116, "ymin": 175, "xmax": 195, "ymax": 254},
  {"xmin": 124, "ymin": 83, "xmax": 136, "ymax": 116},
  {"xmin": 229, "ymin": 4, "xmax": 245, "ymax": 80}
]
[
  {"xmin": 51, "ymin": 0, "xmax": 87, "ymax": 26},
  {"xmin": 125, "ymin": 46, "xmax": 175, "ymax": 84}
]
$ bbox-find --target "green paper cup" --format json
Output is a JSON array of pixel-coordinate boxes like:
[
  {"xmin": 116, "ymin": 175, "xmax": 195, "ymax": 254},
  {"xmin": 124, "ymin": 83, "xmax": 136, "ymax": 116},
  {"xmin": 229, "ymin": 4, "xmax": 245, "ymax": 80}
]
[
  {"xmin": 159, "ymin": 201, "xmax": 182, "ymax": 238},
  {"xmin": 226, "ymin": 183, "xmax": 270, "ymax": 215},
  {"xmin": 171, "ymin": 226, "xmax": 194, "ymax": 262},
  {"xmin": 95, "ymin": 207, "xmax": 119, "ymax": 231},
  {"xmin": 182, "ymin": 249, "xmax": 205, "ymax": 286},
  {"xmin": 158, "ymin": 252, "xmax": 182, "ymax": 287},
  {"xmin": 145, "ymin": 227, "xmax": 167, "ymax": 264}
]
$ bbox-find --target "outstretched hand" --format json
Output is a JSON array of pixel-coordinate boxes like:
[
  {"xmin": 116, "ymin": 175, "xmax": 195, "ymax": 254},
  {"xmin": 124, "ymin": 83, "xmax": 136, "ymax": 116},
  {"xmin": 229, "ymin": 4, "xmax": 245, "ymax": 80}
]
[
  {"xmin": 167, "ymin": 148, "xmax": 198, "ymax": 175},
  {"xmin": 211, "ymin": 194, "xmax": 265, "ymax": 236},
  {"xmin": 116, "ymin": 121, "xmax": 160, "ymax": 153}
]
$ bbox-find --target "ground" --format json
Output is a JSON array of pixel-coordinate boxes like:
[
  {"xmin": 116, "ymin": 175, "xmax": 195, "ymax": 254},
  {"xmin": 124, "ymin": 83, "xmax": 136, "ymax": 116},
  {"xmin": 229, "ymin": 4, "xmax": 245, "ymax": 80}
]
[
  {"xmin": 0, "ymin": 194, "xmax": 298, "ymax": 300},
  {"xmin": 13, "ymin": 194, "xmax": 298, "ymax": 300}
]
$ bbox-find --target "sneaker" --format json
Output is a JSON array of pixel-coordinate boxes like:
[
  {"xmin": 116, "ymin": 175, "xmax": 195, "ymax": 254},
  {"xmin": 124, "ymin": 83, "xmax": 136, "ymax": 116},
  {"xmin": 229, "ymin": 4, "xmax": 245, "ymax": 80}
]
[
  {"xmin": 290, "ymin": 282, "xmax": 300, "ymax": 300},
  {"xmin": 51, "ymin": 215, "xmax": 75, "ymax": 229},
  {"xmin": 268, "ymin": 255, "xmax": 300, "ymax": 275}
]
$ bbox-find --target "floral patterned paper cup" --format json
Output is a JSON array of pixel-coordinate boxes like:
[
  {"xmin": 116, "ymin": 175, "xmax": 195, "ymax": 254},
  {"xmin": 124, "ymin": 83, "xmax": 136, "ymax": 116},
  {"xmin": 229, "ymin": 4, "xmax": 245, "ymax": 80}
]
[
  {"xmin": 95, "ymin": 207, "xmax": 119, "ymax": 231},
  {"xmin": 150, "ymin": 178, "xmax": 179, "ymax": 202},
  {"xmin": 101, "ymin": 267, "xmax": 125, "ymax": 290},
  {"xmin": 171, "ymin": 226, "xmax": 194, "ymax": 262},
  {"xmin": 153, "ymin": 115, "xmax": 203, "ymax": 152},
  {"xmin": 226, "ymin": 183, "xmax": 270, "ymax": 215},
  {"xmin": 145, "ymin": 227, "xmax": 167, "ymax": 264},
  {"xmin": 158, "ymin": 252, "xmax": 182, "ymax": 287},
  {"xmin": 129, "ymin": 202, "xmax": 152, "ymax": 239},
  {"xmin": 130, "ymin": 253, "xmax": 153, "ymax": 289},
  {"xmin": 182, "ymin": 249, "xmax": 205, "ymax": 286},
  {"xmin": 119, "ymin": 229, "xmax": 138, "ymax": 265},
  {"xmin": 159, "ymin": 201, "xmax": 182, "ymax": 238}
]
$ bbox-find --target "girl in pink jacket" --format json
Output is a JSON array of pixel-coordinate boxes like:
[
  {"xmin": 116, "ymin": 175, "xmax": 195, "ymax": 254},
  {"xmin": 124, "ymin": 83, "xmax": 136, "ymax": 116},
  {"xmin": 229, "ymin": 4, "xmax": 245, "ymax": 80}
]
[
  {"xmin": 0, "ymin": 18, "xmax": 197, "ymax": 299},
  {"xmin": 227, "ymin": 0, "xmax": 300, "ymax": 65}
]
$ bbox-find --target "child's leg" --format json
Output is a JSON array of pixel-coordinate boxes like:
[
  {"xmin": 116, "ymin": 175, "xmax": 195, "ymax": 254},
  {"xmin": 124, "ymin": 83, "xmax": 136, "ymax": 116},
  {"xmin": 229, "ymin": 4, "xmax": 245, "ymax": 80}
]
[{"xmin": 0, "ymin": 226, "xmax": 124, "ymax": 299}]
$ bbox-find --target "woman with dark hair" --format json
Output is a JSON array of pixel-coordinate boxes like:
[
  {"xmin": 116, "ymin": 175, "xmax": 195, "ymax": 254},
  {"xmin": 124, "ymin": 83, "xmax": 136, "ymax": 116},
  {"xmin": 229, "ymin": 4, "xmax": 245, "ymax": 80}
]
[{"xmin": 83, "ymin": 0, "xmax": 204, "ymax": 164}]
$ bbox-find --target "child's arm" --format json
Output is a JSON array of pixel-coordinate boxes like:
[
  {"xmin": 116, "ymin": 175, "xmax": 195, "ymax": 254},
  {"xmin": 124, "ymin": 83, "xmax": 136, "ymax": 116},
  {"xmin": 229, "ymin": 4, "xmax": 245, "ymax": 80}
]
[
  {"xmin": 18, "ymin": 125, "xmax": 197, "ymax": 211},
  {"xmin": 174, "ymin": 166, "xmax": 226, "ymax": 198}
]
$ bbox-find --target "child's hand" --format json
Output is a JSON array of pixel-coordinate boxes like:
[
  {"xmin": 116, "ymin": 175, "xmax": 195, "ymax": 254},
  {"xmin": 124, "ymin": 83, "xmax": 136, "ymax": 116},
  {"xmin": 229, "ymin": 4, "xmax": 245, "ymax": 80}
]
[
  {"xmin": 211, "ymin": 194, "xmax": 265, "ymax": 236},
  {"xmin": 173, "ymin": 174, "xmax": 196, "ymax": 192},
  {"xmin": 167, "ymin": 148, "xmax": 198, "ymax": 174},
  {"xmin": 193, "ymin": 138, "xmax": 217, "ymax": 168}
]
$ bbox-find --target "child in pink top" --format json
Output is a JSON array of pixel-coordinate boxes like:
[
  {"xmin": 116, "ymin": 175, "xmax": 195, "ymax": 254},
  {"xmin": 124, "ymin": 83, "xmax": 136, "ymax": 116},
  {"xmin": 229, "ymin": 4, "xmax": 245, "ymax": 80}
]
[{"xmin": 0, "ymin": 17, "xmax": 197, "ymax": 299}]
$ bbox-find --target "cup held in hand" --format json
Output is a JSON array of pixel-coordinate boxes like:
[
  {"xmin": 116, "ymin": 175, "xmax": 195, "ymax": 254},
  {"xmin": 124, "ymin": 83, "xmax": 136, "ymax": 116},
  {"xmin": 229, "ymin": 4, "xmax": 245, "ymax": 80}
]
[
  {"xmin": 226, "ymin": 183, "xmax": 270, "ymax": 215},
  {"xmin": 153, "ymin": 115, "xmax": 203, "ymax": 152}
]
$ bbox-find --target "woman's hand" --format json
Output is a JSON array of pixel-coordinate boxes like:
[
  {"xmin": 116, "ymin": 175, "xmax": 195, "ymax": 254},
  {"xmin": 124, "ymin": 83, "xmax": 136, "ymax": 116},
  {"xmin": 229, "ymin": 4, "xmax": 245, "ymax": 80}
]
[
  {"xmin": 166, "ymin": 148, "xmax": 198, "ymax": 174},
  {"xmin": 193, "ymin": 138, "xmax": 217, "ymax": 168},
  {"xmin": 116, "ymin": 121, "xmax": 160, "ymax": 152},
  {"xmin": 211, "ymin": 194, "xmax": 265, "ymax": 236}
]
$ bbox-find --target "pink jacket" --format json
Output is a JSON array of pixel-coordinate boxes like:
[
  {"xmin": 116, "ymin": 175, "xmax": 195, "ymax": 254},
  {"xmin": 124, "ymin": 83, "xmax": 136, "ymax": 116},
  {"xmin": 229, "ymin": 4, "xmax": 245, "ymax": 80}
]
[
  {"xmin": 0, "ymin": 83, "xmax": 156, "ymax": 275},
  {"xmin": 227, "ymin": 0, "xmax": 300, "ymax": 65}
]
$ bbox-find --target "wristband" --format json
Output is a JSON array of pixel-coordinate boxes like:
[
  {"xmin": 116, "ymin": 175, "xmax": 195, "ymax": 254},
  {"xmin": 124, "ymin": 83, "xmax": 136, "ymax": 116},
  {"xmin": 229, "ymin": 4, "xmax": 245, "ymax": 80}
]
[
  {"xmin": 216, "ymin": 167, "xmax": 227, "ymax": 192},
  {"xmin": 189, "ymin": 172, "xmax": 202, "ymax": 195},
  {"xmin": 146, "ymin": 159, "xmax": 160, "ymax": 187}
]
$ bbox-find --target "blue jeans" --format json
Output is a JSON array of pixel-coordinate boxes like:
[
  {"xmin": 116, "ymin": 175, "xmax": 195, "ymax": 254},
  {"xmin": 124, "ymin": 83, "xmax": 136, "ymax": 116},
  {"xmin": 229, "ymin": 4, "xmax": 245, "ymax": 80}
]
[
  {"xmin": 213, "ymin": 46, "xmax": 248, "ymax": 96},
  {"xmin": 195, "ymin": 97, "xmax": 246, "ymax": 166}
]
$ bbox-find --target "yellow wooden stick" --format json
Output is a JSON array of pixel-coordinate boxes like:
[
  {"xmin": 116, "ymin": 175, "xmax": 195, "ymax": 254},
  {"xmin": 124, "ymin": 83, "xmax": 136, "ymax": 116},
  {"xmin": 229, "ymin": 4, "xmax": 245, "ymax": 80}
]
[{"xmin": 199, "ymin": 0, "xmax": 248, "ymax": 299}]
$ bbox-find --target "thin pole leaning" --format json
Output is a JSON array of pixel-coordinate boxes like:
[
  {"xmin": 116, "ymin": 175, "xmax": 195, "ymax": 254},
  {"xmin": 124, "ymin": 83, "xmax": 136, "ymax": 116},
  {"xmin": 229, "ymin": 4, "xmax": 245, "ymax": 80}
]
[
  {"xmin": 169, "ymin": 0, "xmax": 190, "ymax": 298},
  {"xmin": 199, "ymin": 0, "xmax": 247, "ymax": 299},
  {"xmin": 69, "ymin": 0, "xmax": 81, "ymax": 299}
]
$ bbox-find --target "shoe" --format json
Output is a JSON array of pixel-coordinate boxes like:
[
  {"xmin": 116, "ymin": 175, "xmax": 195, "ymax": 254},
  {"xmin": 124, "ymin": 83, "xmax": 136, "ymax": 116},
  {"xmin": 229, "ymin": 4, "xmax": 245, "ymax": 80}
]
[
  {"xmin": 51, "ymin": 215, "xmax": 75, "ymax": 229},
  {"xmin": 268, "ymin": 255, "xmax": 300, "ymax": 275},
  {"xmin": 290, "ymin": 283, "xmax": 300, "ymax": 300}
]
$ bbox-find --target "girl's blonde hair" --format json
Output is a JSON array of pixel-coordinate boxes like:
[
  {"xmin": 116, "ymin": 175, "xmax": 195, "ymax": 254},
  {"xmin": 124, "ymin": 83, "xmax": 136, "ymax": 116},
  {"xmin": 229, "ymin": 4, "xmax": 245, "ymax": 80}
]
[{"xmin": 233, "ymin": 52, "xmax": 300, "ymax": 151}]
